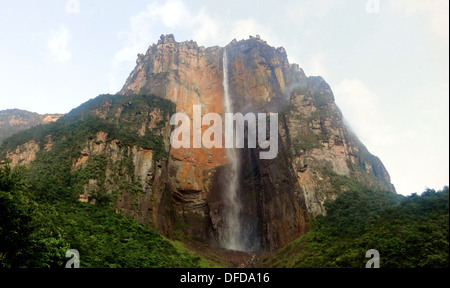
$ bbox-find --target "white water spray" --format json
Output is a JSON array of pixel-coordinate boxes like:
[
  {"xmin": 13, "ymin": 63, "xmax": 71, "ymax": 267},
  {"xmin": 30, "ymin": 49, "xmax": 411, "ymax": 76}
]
[{"xmin": 222, "ymin": 49, "xmax": 244, "ymax": 251}]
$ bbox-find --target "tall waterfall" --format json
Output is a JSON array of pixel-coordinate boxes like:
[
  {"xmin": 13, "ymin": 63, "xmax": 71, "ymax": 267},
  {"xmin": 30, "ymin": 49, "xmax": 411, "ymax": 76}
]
[{"xmin": 221, "ymin": 49, "xmax": 244, "ymax": 251}]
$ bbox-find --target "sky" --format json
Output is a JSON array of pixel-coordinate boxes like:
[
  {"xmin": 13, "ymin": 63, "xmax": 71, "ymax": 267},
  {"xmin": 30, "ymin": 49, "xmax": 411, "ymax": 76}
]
[{"xmin": 0, "ymin": 0, "xmax": 448, "ymax": 196}]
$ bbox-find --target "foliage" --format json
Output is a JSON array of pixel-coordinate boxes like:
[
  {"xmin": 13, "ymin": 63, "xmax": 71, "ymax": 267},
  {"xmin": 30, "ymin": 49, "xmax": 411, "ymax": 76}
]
[
  {"xmin": 293, "ymin": 133, "xmax": 320, "ymax": 151},
  {"xmin": 1, "ymin": 92, "xmax": 448, "ymax": 268},
  {"xmin": 0, "ymin": 94, "xmax": 218, "ymax": 268},
  {"xmin": 0, "ymin": 160, "xmax": 37, "ymax": 267},
  {"xmin": 38, "ymin": 202, "xmax": 211, "ymax": 268},
  {"xmin": 318, "ymin": 167, "xmax": 368, "ymax": 194},
  {"xmin": 257, "ymin": 187, "xmax": 449, "ymax": 268},
  {"xmin": 0, "ymin": 94, "xmax": 175, "ymax": 205},
  {"xmin": 0, "ymin": 160, "xmax": 213, "ymax": 268},
  {"xmin": 319, "ymin": 189, "xmax": 403, "ymax": 237},
  {"xmin": 0, "ymin": 94, "xmax": 175, "ymax": 161},
  {"xmin": 312, "ymin": 92, "xmax": 332, "ymax": 108}
]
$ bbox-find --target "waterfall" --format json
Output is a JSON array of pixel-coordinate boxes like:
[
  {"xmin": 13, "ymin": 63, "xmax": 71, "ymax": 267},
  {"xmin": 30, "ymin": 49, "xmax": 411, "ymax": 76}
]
[{"xmin": 221, "ymin": 49, "xmax": 244, "ymax": 252}]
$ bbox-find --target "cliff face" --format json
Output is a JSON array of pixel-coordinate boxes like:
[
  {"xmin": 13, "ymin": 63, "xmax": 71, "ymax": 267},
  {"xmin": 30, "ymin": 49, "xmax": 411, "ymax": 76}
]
[
  {"xmin": 120, "ymin": 35, "xmax": 228, "ymax": 243},
  {"xmin": 118, "ymin": 35, "xmax": 395, "ymax": 251},
  {"xmin": 1, "ymin": 94, "xmax": 177, "ymax": 236},
  {"xmin": 1, "ymin": 35, "xmax": 395, "ymax": 252},
  {"xmin": 0, "ymin": 109, "xmax": 62, "ymax": 144},
  {"xmin": 279, "ymin": 76, "xmax": 395, "ymax": 217}
]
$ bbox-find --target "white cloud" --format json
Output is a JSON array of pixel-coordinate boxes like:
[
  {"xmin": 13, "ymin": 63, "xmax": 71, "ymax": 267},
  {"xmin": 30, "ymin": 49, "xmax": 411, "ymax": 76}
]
[
  {"xmin": 334, "ymin": 78, "xmax": 449, "ymax": 195},
  {"xmin": 65, "ymin": 0, "xmax": 80, "ymax": 14},
  {"xmin": 388, "ymin": 0, "xmax": 449, "ymax": 40},
  {"xmin": 191, "ymin": 8, "xmax": 220, "ymax": 46},
  {"xmin": 305, "ymin": 53, "xmax": 327, "ymax": 77},
  {"xmin": 103, "ymin": 0, "xmax": 448, "ymax": 195},
  {"xmin": 107, "ymin": 0, "xmax": 278, "ymax": 93},
  {"xmin": 334, "ymin": 78, "xmax": 392, "ymax": 146},
  {"xmin": 285, "ymin": 0, "xmax": 336, "ymax": 24},
  {"xmin": 229, "ymin": 19, "xmax": 261, "ymax": 41},
  {"xmin": 47, "ymin": 25, "xmax": 72, "ymax": 63},
  {"xmin": 334, "ymin": 78, "xmax": 401, "ymax": 190},
  {"xmin": 108, "ymin": 0, "xmax": 221, "ymax": 92}
]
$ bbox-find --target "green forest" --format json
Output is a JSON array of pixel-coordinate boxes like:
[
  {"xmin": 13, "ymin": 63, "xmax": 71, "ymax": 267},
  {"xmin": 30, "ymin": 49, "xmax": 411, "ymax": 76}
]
[
  {"xmin": 1, "ymin": 158, "xmax": 448, "ymax": 268},
  {"xmin": 0, "ymin": 160, "xmax": 216, "ymax": 268},
  {"xmin": 256, "ymin": 186, "xmax": 449, "ymax": 268},
  {"xmin": 0, "ymin": 93, "xmax": 448, "ymax": 268}
]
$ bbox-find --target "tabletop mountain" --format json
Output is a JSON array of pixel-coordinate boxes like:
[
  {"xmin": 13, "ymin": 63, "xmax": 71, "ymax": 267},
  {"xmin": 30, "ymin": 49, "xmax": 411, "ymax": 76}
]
[{"xmin": 1, "ymin": 35, "xmax": 395, "ymax": 253}]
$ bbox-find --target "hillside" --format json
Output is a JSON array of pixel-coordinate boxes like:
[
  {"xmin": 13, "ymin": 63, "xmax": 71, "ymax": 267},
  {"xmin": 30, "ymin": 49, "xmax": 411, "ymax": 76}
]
[
  {"xmin": 1, "ymin": 35, "xmax": 396, "ymax": 253},
  {"xmin": 1, "ymin": 35, "xmax": 446, "ymax": 268},
  {"xmin": 0, "ymin": 94, "xmax": 229, "ymax": 268},
  {"xmin": 255, "ymin": 187, "xmax": 449, "ymax": 268},
  {"xmin": 118, "ymin": 35, "xmax": 395, "ymax": 251},
  {"xmin": 0, "ymin": 109, "xmax": 62, "ymax": 144}
]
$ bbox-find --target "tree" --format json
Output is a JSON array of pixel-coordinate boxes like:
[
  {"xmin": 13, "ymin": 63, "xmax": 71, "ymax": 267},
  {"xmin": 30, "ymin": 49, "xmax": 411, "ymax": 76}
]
[{"xmin": 0, "ymin": 159, "xmax": 36, "ymax": 267}]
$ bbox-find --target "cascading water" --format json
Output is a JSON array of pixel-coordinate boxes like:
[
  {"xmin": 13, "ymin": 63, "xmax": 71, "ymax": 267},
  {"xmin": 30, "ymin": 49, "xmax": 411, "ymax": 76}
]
[{"xmin": 221, "ymin": 48, "xmax": 244, "ymax": 252}]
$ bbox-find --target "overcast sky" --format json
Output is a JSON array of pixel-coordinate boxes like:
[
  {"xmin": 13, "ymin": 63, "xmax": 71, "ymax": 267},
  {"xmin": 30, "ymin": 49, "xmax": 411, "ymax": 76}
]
[{"xmin": 0, "ymin": 0, "xmax": 448, "ymax": 196}]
